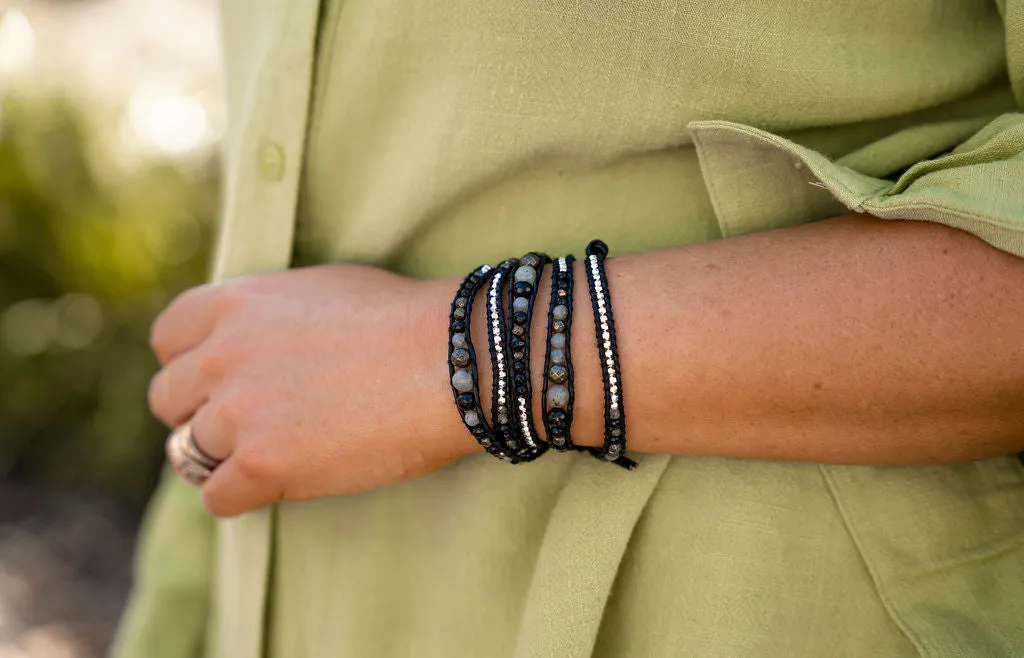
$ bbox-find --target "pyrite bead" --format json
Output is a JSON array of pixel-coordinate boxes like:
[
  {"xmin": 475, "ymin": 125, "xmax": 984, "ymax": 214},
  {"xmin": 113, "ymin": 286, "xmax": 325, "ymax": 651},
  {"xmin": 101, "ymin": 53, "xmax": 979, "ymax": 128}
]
[
  {"xmin": 451, "ymin": 348, "xmax": 471, "ymax": 368},
  {"xmin": 521, "ymin": 254, "xmax": 541, "ymax": 268},
  {"xmin": 552, "ymin": 320, "xmax": 566, "ymax": 333},
  {"xmin": 548, "ymin": 364, "xmax": 568, "ymax": 383}
]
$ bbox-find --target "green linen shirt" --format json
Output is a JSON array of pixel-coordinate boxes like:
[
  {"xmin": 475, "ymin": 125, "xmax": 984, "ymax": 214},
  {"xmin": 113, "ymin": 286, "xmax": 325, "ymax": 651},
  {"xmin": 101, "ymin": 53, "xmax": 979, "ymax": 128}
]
[{"xmin": 114, "ymin": 1, "xmax": 1024, "ymax": 656}]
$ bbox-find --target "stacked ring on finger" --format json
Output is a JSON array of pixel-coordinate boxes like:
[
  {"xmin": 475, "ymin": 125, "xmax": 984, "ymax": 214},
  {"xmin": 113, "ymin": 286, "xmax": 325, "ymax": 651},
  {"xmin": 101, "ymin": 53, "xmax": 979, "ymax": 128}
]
[{"xmin": 166, "ymin": 423, "xmax": 221, "ymax": 486}]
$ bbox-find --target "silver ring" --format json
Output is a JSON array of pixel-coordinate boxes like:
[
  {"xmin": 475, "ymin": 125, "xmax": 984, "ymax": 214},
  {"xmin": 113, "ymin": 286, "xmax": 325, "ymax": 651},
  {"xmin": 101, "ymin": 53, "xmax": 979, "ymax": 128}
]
[{"xmin": 166, "ymin": 423, "xmax": 220, "ymax": 487}]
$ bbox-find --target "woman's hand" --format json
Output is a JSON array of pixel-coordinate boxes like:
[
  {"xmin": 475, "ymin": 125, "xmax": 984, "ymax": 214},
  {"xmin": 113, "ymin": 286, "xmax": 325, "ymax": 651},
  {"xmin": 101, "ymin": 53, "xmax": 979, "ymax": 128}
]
[{"xmin": 148, "ymin": 265, "xmax": 478, "ymax": 517}]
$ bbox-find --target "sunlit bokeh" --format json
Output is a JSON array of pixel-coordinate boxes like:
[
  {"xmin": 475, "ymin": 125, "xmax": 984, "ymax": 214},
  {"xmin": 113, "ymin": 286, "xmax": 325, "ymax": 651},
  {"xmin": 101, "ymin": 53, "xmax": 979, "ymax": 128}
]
[{"xmin": 0, "ymin": 1, "xmax": 221, "ymax": 656}]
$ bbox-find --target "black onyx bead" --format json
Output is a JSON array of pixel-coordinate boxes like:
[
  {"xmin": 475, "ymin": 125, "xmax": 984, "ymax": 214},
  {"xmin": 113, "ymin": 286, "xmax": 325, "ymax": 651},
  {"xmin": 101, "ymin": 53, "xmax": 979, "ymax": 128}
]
[
  {"xmin": 511, "ymin": 324, "xmax": 525, "ymax": 336},
  {"xmin": 453, "ymin": 307, "xmax": 466, "ymax": 320},
  {"xmin": 550, "ymin": 425, "xmax": 566, "ymax": 437},
  {"xmin": 516, "ymin": 384, "xmax": 528, "ymax": 396},
  {"xmin": 551, "ymin": 320, "xmax": 566, "ymax": 333},
  {"xmin": 514, "ymin": 282, "xmax": 533, "ymax": 296},
  {"xmin": 557, "ymin": 272, "xmax": 570, "ymax": 284},
  {"xmin": 512, "ymin": 360, "xmax": 525, "ymax": 371},
  {"xmin": 507, "ymin": 439, "xmax": 519, "ymax": 450},
  {"xmin": 513, "ymin": 372, "xmax": 528, "ymax": 386},
  {"xmin": 457, "ymin": 393, "xmax": 475, "ymax": 410},
  {"xmin": 510, "ymin": 335, "xmax": 526, "ymax": 350},
  {"xmin": 547, "ymin": 409, "xmax": 567, "ymax": 427},
  {"xmin": 452, "ymin": 320, "xmax": 466, "ymax": 332},
  {"xmin": 472, "ymin": 426, "xmax": 486, "ymax": 437},
  {"xmin": 512, "ymin": 311, "xmax": 527, "ymax": 325}
]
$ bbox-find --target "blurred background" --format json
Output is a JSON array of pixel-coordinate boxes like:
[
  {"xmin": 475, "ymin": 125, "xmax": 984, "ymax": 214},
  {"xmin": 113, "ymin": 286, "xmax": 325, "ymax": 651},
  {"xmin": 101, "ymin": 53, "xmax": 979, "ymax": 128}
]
[{"xmin": 0, "ymin": 0, "xmax": 222, "ymax": 655}]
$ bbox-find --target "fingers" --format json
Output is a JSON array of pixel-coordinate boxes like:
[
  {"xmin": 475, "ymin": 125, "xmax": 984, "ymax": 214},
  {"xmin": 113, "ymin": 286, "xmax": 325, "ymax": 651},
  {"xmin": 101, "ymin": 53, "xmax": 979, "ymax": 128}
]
[
  {"xmin": 188, "ymin": 397, "xmax": 238, "ymax": 462},
  {"xmin": 150, "ymin": 283, "xmax": 228, "ymax": 365},
  {"xmin": 148, "ymin": 346, "xmax": 218, "ymax": 428},
  {"xmin": 201, "ymin": 449, "xmax": 282, "ymax": 518}
]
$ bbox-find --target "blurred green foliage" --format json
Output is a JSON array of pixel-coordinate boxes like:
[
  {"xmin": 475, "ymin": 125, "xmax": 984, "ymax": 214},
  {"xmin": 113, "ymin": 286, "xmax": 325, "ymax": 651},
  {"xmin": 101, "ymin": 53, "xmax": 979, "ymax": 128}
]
[{"xmin": 0, "ymin": 96, "xmax": 216, "ymax": 508}]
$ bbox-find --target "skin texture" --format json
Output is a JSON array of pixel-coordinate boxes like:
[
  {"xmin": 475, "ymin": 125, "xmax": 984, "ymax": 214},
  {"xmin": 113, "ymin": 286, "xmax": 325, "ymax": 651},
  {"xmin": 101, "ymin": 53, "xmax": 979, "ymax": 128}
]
[{"xmin": 148, "ymin": 214, "xmax": 1024, "ymax": 517}]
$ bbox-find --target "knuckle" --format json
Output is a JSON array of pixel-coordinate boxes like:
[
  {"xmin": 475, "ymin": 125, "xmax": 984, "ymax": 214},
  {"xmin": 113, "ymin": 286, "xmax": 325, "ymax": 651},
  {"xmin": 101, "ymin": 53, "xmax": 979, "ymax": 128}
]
[
  {"xmin": 232, "ymin": 445, "xmax": 276, "ymax": 483},
  {"xmin": 210, "ymin": 391, "xmax": 248, "ymax": 433},
  {"xmin": 198, "ymin": 348, "xmax": 230, "ymax": 381}
]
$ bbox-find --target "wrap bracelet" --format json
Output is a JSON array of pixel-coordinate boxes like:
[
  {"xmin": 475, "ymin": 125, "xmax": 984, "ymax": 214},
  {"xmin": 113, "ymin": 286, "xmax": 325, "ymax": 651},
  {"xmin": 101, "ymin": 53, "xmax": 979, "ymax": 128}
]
[
  {"xmin": 506, "ymin": 252, "xmax": 550, "ymax": 461},
  {"xmin": 584, "ymin": 240, "xmax": 637, "ymax": 470},
  {"xmin": 486, "ymin": 258, "xmax": 522, "ymax": 459},
  {"xmin": 542, "ymin": 255, "xmax": 578, "ymax": 451},
  {"xmin": 448, "ymin": 264, "xmax": 513, "ymax": 461}
]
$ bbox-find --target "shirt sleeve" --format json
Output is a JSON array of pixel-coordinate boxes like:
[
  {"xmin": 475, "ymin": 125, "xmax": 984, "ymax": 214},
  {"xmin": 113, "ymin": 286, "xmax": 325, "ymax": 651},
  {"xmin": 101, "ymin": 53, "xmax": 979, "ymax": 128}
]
[{"xmin": 690, "ymin": 3, "xmax": 1024, "ymax": 257}]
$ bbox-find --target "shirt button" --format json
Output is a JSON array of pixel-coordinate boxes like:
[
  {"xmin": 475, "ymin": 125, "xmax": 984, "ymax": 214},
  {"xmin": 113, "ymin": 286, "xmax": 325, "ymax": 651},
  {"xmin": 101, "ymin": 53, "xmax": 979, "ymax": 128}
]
[{"xmin": 258, "ymin": 140, "xmax": 285, "ymax": 181}]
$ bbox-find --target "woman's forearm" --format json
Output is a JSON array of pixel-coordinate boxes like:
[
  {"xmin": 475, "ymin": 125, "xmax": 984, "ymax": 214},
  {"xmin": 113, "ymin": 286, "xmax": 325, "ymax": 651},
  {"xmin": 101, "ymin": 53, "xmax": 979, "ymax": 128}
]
[{"xmin": 515, "ymin": 214, "xmax": 1024, "ymax": 465}]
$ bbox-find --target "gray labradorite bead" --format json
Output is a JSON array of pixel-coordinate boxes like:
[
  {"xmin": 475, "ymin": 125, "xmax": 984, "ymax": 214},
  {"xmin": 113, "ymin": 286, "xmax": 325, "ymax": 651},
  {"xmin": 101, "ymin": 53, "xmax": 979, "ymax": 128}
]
[
  {"xmin": 548, "ymin": 364, "xmax": 569, "ymax": 383},
  {"xmin": 514, "ymin": 265, "xmax": 537, "ymax": 285},
  {"xmin": 546, "ymin": 385, "xmax": 569, "ymax": 409},
  {"xmin": 552, "ymin": 304, "xmax": 568, "ymax": 321},
  {"xmin": 550, "ymin": 349, "xmax": 565, "ymax": 364},
  {"xmin": 463, "ymin": 411, "xmax": 481, "ymax": 427},
  {"xmin": 513, "ymin": 296, "xmax": 530, "ymax": 314},
  {"xmin": 451, "ymin": 348, "xmax": 471, "ymax": 368},
  {"xmin": 550, "ymin": 333, "xmax": 566, "ymax": 349},
  {"xmin": 451, "ymin": 369, "xmax": 473, "ymax": 393},
  {"xmin": 451, "ymin": 333, "xmax": 468, "ymax": 349}
]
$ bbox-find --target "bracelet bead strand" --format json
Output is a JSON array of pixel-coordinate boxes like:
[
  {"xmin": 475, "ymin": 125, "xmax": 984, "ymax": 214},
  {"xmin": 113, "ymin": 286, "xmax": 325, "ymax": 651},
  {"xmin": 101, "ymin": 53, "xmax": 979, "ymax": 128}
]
[
  {"xmin": 584, "ymin": 240, "xmax": 638, "ymax": 470},
  {"xmin": 542, "ymin": 255, "xmax": 579, "ymax": 451},
  {"xmin": 449, "ymin": 264, "xmax": 513, "ymax": 461},
  {"xmin": 506, "ymin": 252, "xmax": 550, "ymax": 461},
  {"xmin": 486, "ymin": 259, "xmax": 522, "ymax": 459}
]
